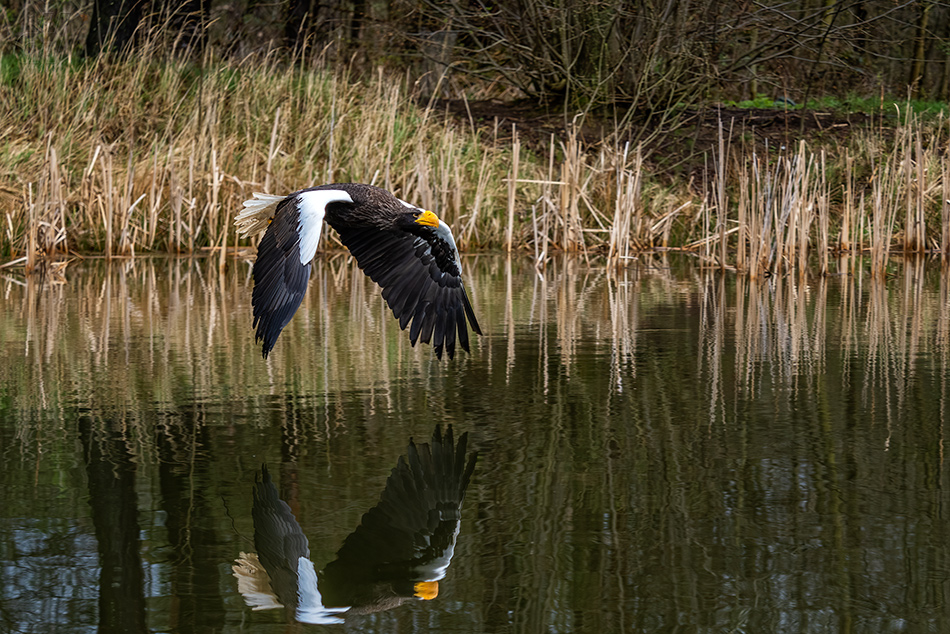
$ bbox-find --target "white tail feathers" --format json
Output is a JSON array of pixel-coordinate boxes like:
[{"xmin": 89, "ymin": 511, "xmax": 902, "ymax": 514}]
[{"xmin": 235, "ymin": 193, "xmax": 286, "ymax": 237}]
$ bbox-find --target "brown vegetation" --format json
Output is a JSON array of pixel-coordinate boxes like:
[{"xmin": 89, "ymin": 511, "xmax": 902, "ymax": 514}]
[{"xmin": 2, "ymin": 1, "xmax": 950, "ymax": 275}]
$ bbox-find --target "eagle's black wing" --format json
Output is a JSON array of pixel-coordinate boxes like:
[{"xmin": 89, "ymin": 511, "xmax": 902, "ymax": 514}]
[
  {"xmin": 331, "ymin": 223, "xmax": 481, "ymax": 360},
  {"xmin": 250, "ymin": 465, "xmax": 312, "ymax": 611},
  {"xmin": 251, "ymin": 200, "xmax": 312, "ymax": 358},
  {"xmin": 318, "ymin": 425, "xmax": 477, "ymax": 608}
]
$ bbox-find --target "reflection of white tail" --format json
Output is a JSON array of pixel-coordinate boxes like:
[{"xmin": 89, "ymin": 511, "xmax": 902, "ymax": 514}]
[
  {"xmin": 232, "ymin": 552, "xmax": 284, "ymax": 611},
  {"xmin": 235, "ymin": 193, "xmax": 285, "ymax": 238},
  {"xmin": 231, "ymin": 551, "xmax": 345, "ymax": 624}
]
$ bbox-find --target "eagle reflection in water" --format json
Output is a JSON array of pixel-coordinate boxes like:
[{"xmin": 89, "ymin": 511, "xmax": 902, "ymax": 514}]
[{"xmin": 232, "ymin": 425, "xmax": 477, "ymax": 624}]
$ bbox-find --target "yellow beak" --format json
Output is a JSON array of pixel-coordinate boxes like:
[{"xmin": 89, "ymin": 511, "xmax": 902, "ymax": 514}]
[
  {"xmin": 413, "ymin": 580, "xmax": 439, "ymax": 600},
  {"xmin": 414, "ymin": 210, "xmax": 440, "ymax": 228}
]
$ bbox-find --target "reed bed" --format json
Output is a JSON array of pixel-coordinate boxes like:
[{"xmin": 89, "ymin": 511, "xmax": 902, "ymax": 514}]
[
  {"xmin": 0, "ymin": 48, "xmax": 516, "ymax": 265},
  {"xmin": 4, "ymin": 45, "xmax": 950, "ymax": 275}
]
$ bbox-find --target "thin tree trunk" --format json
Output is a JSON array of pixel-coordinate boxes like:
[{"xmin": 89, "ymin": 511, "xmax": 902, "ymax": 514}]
[
  {"xmin": 83, "ymin": 0, "xmax": 147, "ymax": 57},
  {"xmin": 910, "ymin": 1, "xmax": 933, "ymax": 96}
]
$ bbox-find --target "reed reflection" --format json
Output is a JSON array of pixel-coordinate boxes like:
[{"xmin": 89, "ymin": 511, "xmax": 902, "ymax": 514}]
[
  {"xmin": 7, "ymin": 254, "xmax": 950, "ymax": 457},
  {"xmin": 233, "ymin": 425, "xmax": 477, "ymax": 624}
]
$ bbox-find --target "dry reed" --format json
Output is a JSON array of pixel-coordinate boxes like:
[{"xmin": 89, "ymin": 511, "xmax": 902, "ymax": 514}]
[
  {"xmin": 4, "ymin": 38, "xmax": 950, "ymax": 273},
  {"xmin": 1, "ymin": 44, "xmax": 519, "ymax": 262}
]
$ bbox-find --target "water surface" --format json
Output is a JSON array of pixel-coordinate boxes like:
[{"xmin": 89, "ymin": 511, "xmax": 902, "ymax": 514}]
[{"xmin": 2, "ymin": 254, "xmax": 949, "ymax": 633}]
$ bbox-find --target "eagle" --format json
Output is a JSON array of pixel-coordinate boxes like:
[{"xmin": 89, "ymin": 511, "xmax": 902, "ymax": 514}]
[{"xmin": 236, "ymin": 184, "xmax": 481, "ymax": 359}]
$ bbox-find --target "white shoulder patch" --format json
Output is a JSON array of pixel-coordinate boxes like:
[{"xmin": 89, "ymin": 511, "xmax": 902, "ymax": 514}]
[
  {"xmin": 296, "ymin": 189, "xmax": 353, "ymax": 264},
  {"xmin": 295, "ymin": 556, "xmax": 346, "ymax": 624}
]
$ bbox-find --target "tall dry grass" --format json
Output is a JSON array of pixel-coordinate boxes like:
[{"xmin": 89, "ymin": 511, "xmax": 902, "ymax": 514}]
[
  {"xmin": 718, "ymin": 108, "xmax": 950, "ymax": 278},
  {"xmin": 0, "ymin": 44, "xmax": 516, "ymax": 266},
  {"xmin": 4, "ymin": 38, "xmax": 950, "ymax": 274}
]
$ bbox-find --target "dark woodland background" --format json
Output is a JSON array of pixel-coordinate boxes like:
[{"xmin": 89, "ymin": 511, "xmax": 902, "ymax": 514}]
[{"xmin": 3, "ymin": 0, "xmax": 947, "ymax": 112}]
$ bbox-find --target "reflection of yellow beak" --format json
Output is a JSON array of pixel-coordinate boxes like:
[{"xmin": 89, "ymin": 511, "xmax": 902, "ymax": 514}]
[
  {"xmin": 414, "ymin": 210, "xmax": 440, "ymax": 228},
  {"xmin": 413, "ymin": 580, "xmax": 439, "ymax": 600}
]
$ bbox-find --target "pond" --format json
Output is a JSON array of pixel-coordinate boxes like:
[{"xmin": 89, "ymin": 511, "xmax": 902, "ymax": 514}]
[{"xmin": 1, "ymin": 254, "xmax": 949, "ymax": 633}]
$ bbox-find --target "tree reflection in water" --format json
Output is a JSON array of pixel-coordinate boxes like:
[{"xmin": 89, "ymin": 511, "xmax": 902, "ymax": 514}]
[{"xmin": 3, "ymin": 255, "xmax": 950, "ymax": 632}]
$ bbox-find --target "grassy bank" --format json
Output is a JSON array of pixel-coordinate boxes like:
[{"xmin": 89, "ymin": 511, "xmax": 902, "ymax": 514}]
[
  {"xmin": 3, "ymin": 48, "xmax": 950, "ymax": 277},
  {"xmin": 0, "ymin": 48, "xmax": 514, "ymax": 261}
]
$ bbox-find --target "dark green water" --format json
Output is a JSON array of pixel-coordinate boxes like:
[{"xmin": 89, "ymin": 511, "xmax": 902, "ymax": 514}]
[{"xmin": 2, "ymin": 254, "xmax": 950, "ymax": 633}]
